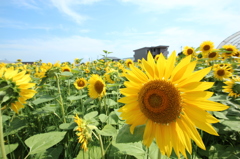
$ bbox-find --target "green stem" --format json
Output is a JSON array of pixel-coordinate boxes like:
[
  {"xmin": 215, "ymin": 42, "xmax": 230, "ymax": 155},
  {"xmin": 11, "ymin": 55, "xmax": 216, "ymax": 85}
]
[
  {"xmin": 97, "ymin": 133, "xmax": 105, "ymax": 159},
  {"xmin": 55, "ymin": 73, "xmax": 66, "ymax": 123},
  {"xmin": 0, "ymin": 105, "xmax": 7, "ymax": 159}
]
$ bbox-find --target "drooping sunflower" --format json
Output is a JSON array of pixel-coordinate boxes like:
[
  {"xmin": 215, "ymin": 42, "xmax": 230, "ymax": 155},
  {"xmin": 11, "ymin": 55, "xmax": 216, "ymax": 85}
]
[
  {"xmin": 104, "ymin": 69, "xmax": 118, "ymax": 84},
  {"xmin": 74, "ymin": 78, "xmax": 87, "ymax": 90},
  {"xmin": 118, "ymin": 52, "xmax": 228, "ymax": 158},
  {"xmin": 183, "ymin": 46, "xmax": 195, "ymax": 56},
  {"xmin": 88, "ymin": 74, "xmax": 106, "ymax": 99},
  {"xmin": 213, "ymin": 65, "xmax": 232, "ymax": 81},
  {"xmin": 0, "ymin": 67, "xmax": 37, "ymax": 113},
  {"xmin": 200, "ymin": 41, "xmax": 214, "ymax": 54},
  {"xmin": 222, "ymin": 44, "xmax": 238, "ymax": 58},
  {"xmin": 223, "ymin": 76, "xmax": 240, "ymax": 98},
  {"xmin": 125, "ymin": 59, "xmax": 134, "ymax": 68},
  {"xmin": 74, "ymin": 115, "xmax": 92, "ymax": 151}
]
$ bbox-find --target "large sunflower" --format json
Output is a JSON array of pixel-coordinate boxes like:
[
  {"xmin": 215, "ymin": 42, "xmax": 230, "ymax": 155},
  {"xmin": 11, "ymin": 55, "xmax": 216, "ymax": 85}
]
[
  {"xmin": 222, "ymin": 76, "xmax": 240, "ymax": 98},
  {"xmin": 88, "ymin": 74, "xmax": 106, "ymax": 99},
  {"xmin": 0, "ymin": 67, "xmax": 37, "ymax": 113},
  {"xmin": 118, "ymin": 52, "xmax": 228, "ymax": 158},
  {"xmin": 200, "ymin": 41, "xmax": 214, "ymax": 54}
]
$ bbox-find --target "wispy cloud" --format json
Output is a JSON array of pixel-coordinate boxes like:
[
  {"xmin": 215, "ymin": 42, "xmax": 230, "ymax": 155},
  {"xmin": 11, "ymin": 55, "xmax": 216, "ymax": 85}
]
[
  {"xmin": 11, "ymin": 0, "xmax": 40, "ymax": 9},
  {"xmin": 50, "ymin": 0, "xmax": 102, "ymax": 24}
]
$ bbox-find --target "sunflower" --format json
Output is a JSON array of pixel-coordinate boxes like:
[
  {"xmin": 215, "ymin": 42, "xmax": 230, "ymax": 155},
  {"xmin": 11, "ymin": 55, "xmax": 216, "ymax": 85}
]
[
  {"xmin": 16, "ymin": 59, "xmax": 22, "ymax": 63},
  {"xmin": 74, "ymin": 78, "xmax": 87, "ymax": 90},
  {"xmin": 213, "ymin": 66, "xmax": 232, "ymax": 81},
  {"xmin": 223, "ymin": 76, "xmax": 240, "ymax": 98},
  {"xmin": 200, "ymin": 41, "xmax": 214, "ymax": 54},
  {"xmin": 118, "ymin": 52, "xmax": 228, "ymax": 158},
  {"xmin": 74, "ymin": 115, "xmax": 92, "ymax": 151},
  {"xmin": 204, "ymin": 50, "xmax": 219, "ymax": 61},
  {"xmin": 61, "ymin": 66, "xmax": 71, "ymax": 72},
  {"xmin": 88, "ymin": 74, "xmax": 106, "ymax": 99},
  {"xmin": 137, "ymin": 59, "xmax": 142, "ymax": 63},
  {"xmin": 222, "ymin": 44, "xmax": 238, "ymax": 58},
  {"xmin": 183, "ymin": 46, "xmax": 195, "ymax": 56},
  {"xmin": 213, "ymin": 63, "xmax": 233, "ymax": 72},
  {"xmin": 0, "ymin": 67, "xmax": 37, "ymax": 113},
  {"xmin": 125, "ymin": 59, "xmax": 134, "ymax": 68},
  {"xmin": 104, "ymin": 69, "xmax": 119, "ymax": 84}
]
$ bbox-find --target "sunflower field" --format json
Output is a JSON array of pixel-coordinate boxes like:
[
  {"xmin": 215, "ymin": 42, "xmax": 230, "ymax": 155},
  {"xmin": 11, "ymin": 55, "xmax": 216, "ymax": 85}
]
[{"xmin": 0, "ymin": 41, "xmax": 240, "ymax": 159}]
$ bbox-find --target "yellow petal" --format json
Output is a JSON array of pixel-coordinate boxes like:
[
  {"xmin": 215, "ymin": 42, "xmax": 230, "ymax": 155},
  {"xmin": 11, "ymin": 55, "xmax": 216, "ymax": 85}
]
[
  {"xmin": 164, "ymin": 51, "xmax": 176, "ymax": 79},
  {"xmin": 182, "ymin": 91, "xmax": 213, "ymax": 100}
]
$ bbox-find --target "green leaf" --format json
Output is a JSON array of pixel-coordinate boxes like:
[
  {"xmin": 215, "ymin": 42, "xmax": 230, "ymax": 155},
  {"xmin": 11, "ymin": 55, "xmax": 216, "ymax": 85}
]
[
  {"xmin": 213, "ymin": 111, "xmax": 228, "ymax": 119},
  {"xmin": 76, "ymin": 146, "xmax": 102, "ymax": 159},
  {"xmin": 98, "ymin": 114, "xmax": 108, "ymax": 123},
  {"xmin": 98, "ymin": 124, "xmax": 117, "ymax": 136},
  {"xmin": 59, "ymin": 122, "xmax": 76, "ymax": 130},
  {"xmin": 83, "ymin": 98, "xmax": 94, "ymax": 106},
  {"xmin": 60, "ymin": 72, "xmax": 73, "ymax": 77},
  {"xmin": 67, "ymin": 95, "xmax": 87, "ymax": 101},
  {"xmin": 102, "ymin": 98, "xmax": 117, "ymax": 108},
  {"xmin": 0, "ymin": 143, "xmax": 18, "ymax": 156},
  {"xmin": 32, "ymin": 104, "xmax": 58, "ymax": 115},
  {"xmin": 34, "ymin": 144, "xmax": 63, "ymax": 159},
  {"xmin": 107, "ymin": 111, "xmax": 119, "ymax": 125},
  {"xmin": 112, "ymin": 141, "xmax": 145, "ymax": 158},
  {"xmin": 32, "ymin": 95, "xmax": 56, "ymax": 105},
  {"xmin": 116, "ymin": 124, "xmax": 145, "ymax": 143},
  {"xmin": 2, "ymin": 115, "xmax": 10, "ymax": 123},
  {"xmin": 221, "ymin": 120, "xmax": 240, "ymax": 131},
  {"xmin": 4, "ymin": 118, "xmax": 27, "ymax": 137},
  {"xmin": 25, "ymin": 131, "xmax": 66, "ymax": 155},
  {"xmin": 84, "ymin": 111, "xmax": 98, "ymax": 120},
  {"xmin": 209, "ymin": 95, "xmax": 227, "ymax": 101}
]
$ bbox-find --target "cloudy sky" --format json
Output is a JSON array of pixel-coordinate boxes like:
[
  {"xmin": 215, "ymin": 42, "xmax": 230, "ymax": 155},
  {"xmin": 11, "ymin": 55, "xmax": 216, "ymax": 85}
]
[{"xmin": 0, "ymin": 0, "xmax": 240, "ymax": 63}]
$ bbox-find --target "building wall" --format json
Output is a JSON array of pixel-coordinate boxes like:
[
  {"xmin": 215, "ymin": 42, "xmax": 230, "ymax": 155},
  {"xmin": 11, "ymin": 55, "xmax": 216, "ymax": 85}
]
[
  {"xmin": 134, "ymin": 47, "xmax": 169, "ymax": 62},
  {"xmin": 134, "ymin": 49, "xmax": 147, "ymax": 62}
]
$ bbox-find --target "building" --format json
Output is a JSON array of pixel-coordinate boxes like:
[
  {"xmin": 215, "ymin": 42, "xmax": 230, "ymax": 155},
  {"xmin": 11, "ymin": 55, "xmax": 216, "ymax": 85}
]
[
  {"xmin": 133, "ymin": 45, "xmax": 169, "ymax": 62},
  {"xmin": 217, "ymin": 31, "xmax": 240, "ymax": 49},
  {"xmin": 100, "ymin": 56, "xmax": 121, "ymax": 61}
]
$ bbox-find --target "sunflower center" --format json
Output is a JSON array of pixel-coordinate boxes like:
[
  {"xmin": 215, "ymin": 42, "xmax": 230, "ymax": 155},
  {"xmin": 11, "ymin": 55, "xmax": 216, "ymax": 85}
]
[
  {"xmin": 217, "ymin": 69, "xmax": 225, "ymax": 76},
  {"xmin": 94, "ymin": 80, "xmax": 104, "ymax": 94},
  {"xmin": 138, "ymin": 80, "xmax": 182, "ymax": 124},
  {"xmin": 187, "ymin": 49, "xmax": 193, "ymax": 55},
  {"xmin": 226, "ymin": 48, "xmax": 233, "ymax": 54},
  {"xmin": 208, "ymin": 52, "xmax": 217, "ymax": 58},
  {"xmin": 77, "ymin": 80, "xmax": 85, "ymax": 87},
  {"xmin": 203, "ymin": 45, "xmax": 210, "ymax": 51},
  {"xmin": 63, "ymin": 69, "xmax": 70, "ymax": 72}
]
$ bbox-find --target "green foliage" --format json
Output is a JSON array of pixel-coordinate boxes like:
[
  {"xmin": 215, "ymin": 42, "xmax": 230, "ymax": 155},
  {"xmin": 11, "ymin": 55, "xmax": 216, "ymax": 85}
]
[{"xmin": 25, "ymin": 131, "xmax": 66, "ymax": 155}]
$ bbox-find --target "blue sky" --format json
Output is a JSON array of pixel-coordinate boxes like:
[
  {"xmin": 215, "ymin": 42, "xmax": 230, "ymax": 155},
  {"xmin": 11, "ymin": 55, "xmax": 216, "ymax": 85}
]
[{"xmin": 1, "ymin": 0, "xmax": 240, "ymax": 63}]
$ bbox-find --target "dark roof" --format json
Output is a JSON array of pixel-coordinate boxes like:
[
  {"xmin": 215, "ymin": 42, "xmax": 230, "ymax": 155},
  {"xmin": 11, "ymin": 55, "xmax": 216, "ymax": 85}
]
[
  {"xmin": 100, "ymin": 56, "xmax": 121, "ymax": 60},
  {"xmin": 134, "ymin": 45, "xmax": 169, "ymax": 52}
]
